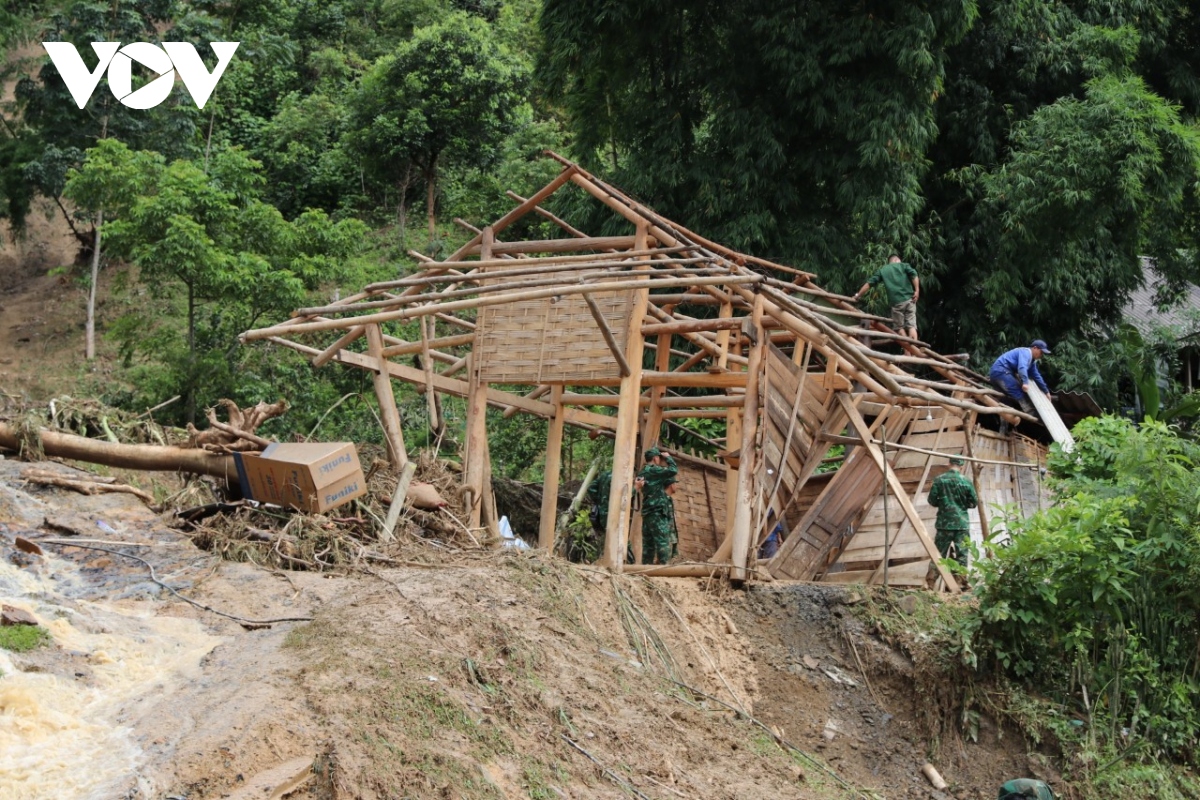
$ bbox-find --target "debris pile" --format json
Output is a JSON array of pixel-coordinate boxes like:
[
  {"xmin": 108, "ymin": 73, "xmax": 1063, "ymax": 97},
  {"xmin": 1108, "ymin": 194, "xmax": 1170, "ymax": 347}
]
[{"xmin": 173, "ymin": 448, "xmax": 495, "ymax": 572}]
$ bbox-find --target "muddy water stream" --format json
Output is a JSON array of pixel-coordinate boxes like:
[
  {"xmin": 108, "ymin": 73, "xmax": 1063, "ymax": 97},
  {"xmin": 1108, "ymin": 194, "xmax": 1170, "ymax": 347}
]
[{"xmin": 0, "ymin": 549, "xmax": 222, "ymax": 800}]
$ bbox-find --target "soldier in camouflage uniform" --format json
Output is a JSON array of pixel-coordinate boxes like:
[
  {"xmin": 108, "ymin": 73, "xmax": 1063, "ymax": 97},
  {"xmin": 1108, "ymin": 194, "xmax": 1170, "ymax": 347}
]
[
  {"xmin": 997, "ymin": 778, "xmax": 1054, "ymax": 800},
  {"xmin": 927, "ymin": 456, "xmax": 978, "ymax": 569},
  {"xmin": 636, "ymin": 447, "xmax": 678, "ymax": 565}
]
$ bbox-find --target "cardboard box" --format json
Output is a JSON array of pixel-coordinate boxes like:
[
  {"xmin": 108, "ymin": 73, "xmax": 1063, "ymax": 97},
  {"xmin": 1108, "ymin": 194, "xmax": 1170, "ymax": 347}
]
[{"xmin": 234, "ymin": 442, "xmax": 366, "ymax": 513}]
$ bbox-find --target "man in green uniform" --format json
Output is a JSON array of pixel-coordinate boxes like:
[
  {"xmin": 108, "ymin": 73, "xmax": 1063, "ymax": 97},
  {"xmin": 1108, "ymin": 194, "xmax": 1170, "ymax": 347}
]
[
  {"xmin": 636, "ymin": 447, "xmax": 678, "ymax": 565},
  {"xmin": 850, "ymin": 254, "xmax": 920, "ymax": 340},
  {"xmin": 998, "ymin": 778, "xmax": 1054, "ymax": 799},
  {"xmin": 927, "ymin": 456, "xmax": 978, "ymax": 569}
]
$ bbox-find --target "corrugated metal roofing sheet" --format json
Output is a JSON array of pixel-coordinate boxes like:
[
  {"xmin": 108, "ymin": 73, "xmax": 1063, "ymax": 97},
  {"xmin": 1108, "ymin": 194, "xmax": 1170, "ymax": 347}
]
[{"xmin": 1124, "ymin": 260, "xmax": 1200, "ymax": 339}]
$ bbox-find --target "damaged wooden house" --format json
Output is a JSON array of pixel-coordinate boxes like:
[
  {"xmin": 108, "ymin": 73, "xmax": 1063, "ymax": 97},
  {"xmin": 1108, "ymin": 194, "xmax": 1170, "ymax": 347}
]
[{"xmin": 242, "ymin": 154, "xmax": 1065, "ymax": 594}]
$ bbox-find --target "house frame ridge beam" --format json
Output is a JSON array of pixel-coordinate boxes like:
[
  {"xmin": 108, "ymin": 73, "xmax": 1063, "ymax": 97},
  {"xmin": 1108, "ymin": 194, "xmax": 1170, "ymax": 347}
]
[{"xmin": 243, "ymin": 275, "xmax": 760, "ymax": 342}]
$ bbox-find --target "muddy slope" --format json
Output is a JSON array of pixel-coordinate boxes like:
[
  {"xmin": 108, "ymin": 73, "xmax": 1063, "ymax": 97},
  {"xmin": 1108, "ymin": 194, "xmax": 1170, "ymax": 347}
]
[{"xmin": 0, "ymin": 458, "xmax": 1034, "ymax": 800}]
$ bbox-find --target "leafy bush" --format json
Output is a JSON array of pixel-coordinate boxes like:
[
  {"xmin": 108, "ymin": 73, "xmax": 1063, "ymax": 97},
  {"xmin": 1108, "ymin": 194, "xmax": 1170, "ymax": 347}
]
[{"xmin": 971, "ymin": 416, "xmax": 1200, "ymax": 760}]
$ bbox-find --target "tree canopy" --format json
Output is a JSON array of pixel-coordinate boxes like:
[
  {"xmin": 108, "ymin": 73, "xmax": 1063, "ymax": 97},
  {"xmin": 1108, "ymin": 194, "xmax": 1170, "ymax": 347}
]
[{"xmin": 540, "ymin": 0, "xmax": 1200, "ymax": 369}]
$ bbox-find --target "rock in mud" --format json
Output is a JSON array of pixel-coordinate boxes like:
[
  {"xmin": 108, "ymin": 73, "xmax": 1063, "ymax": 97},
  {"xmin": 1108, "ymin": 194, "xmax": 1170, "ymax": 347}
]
[{"xmin": 1, "ymin": 604, "xmax": 39, "ymax": 626}]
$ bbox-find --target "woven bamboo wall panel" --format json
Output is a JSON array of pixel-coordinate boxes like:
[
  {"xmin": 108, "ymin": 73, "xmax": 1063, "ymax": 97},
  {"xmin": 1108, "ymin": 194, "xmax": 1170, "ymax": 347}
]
[
  {"xmin": 673, "ymin": 462, "xmax": 727, "ymax": 562},
  {"xmin": 475, "ymin": 266, "xmax": 635, "ymax": 383}
]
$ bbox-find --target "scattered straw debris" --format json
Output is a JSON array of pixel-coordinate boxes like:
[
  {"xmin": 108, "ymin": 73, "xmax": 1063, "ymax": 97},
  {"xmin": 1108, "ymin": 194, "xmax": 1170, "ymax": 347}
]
[{"xmin": 177, "ymin": 449, "xmax": 490, "ymax": 572}]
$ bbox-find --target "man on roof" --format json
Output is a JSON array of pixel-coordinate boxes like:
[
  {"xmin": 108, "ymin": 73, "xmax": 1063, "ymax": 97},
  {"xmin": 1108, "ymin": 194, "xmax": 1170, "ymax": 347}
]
[
  {"xmin": 850, "ymin": 254, "xmax": 920, "ymax": 341},
  {"xmin": 989, "ymin": 340, "xmax": 1053, "ymax": 415}
]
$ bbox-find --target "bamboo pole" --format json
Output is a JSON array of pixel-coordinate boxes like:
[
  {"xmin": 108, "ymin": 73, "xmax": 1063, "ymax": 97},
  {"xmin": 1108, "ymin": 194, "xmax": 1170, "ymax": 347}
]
[
  {"xmin": 313, "ymin": 326, "xmax": 365, "ymax": 367},
  {"xmin": 436, "ymin": 165, "xmax": 579, "ymax": 266},
  {"xmin": 503, "ymin": 385, "xmax": 551, "ymax": 419},
  {"xmin": 420, "ymin": 313, "xmax": 439, "ymax": 431},
  {"xmin": 379, "ymin": 332, "xmax": 476, "ymax": 358},
  {"xmin": 644, "ymin": 303, "xmax": 747, "ymax": 365},
  {"xmin": 641, "ymin": 317, "xmax": 744, "ymax": 336},
  {"xmin": 730, "ymin": 297, "xmax": 766, "ymax": 581},
  {"xmin": 868, "ymin": 412, "xmax": 951, "ymax": 586},
  {"xmin": 558, "ymin": 394, "xmax": 743, "ymax": 408},
  {"xmin": 547, "ymin": 151, "xmax": 815, "ymax": 280},
  {"xmin": 271, "ymin": 336, "xmax": 617, "ymax": 430},
  {"xmin": 463, "ymin": 228, "xmax": 496, "ymax": 529},
  {"xmin": 583, "ymin": 293, "xmax": 631, "ymax": 377},
  {"xmin": 366, "ymin": 323, "xmax": 407, "ymax": 468},
  {"xmin": 243, "ymin": 275, "xmax": 760, "ymax": 342},
  {"xmin": 349, "ymin": 253, "xmax": 701, "ymax": 299},
  {"xmin": 716, "ymin": 300, "xmax": 734, "ymax": 369},
  {"xmin": 466, "ymin": 234, "xmax": 639, "ymax": 255},
  {"xmin": 301, "ymin": 265, "xmax": 727, "ymax": 319},
  {"xmin": 539, "ymin": 386, "xmax": 566, "ymax": 550}
]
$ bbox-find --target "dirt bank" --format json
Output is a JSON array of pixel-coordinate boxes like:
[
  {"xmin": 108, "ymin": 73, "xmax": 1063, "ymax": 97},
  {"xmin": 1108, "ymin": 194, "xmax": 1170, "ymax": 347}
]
[{"xmin": 0, "ymin": 457, "xmax": 1036, "ymax": 799}]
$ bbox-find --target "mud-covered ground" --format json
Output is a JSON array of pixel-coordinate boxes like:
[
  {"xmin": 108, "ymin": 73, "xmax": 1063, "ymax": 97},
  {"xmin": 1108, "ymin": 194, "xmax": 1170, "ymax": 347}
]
[{"xmin": 0, "ymin": 456, "xmax": 1043, "ymax": 800}]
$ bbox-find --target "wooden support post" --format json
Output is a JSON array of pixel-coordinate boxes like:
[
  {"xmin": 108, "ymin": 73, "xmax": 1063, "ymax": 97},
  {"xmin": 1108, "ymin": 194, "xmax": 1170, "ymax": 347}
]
[
  {"xmin": 464, "ymin": 226, "xmax": 495, "ymax": 530},
  {"xmin": 716, "ymin": 300, "xmax": 733, "ymax": 369},
  {"xmin": 630, "ymin": 325, "xmax": 672, "ymax": 564},
  {"xmin": 602, "ymin": 222, "xmax": 651, "ymax": 571},
  {"xmin": 465, "ymin": 354, "xmax": 489, "ymax": 531},
  {"xmin": 365, "ymin": 323, "xmax": 407, "ymax": 468},
  {"xmin": 539, "ymin": 386, "xmax": 566, "ymax": 550},
  {"xmin": 420, "ymin": 314, "xmax": 440, "ymax": 431},
  {"xmin": 730, "ymin": 296, "xmax": 766, "ymax": 581},
  {"xmin": 711, "ymin": 336, "xmax": 745, "ymax": 563},
  {"xmin": 962, "ymin": 412, "xmax": 993, "ymax": 553},
  {"xmin": 836, "ymin": 393, "xmax": 960, "ymax": 593},
  {"xmin": 481, "ymin": 431, "xmax": 501, "ymax": 542}
]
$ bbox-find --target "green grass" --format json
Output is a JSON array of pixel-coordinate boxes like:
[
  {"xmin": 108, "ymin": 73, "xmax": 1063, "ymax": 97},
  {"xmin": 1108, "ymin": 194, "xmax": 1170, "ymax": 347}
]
[{"xmin": 0, "ymin": 625, "xmax": 50, "ymax": 652}]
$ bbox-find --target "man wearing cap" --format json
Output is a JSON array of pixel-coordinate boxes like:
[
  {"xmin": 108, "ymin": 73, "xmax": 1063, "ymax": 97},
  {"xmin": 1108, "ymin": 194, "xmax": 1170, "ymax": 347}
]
[
  {"xmin": 636, "ymin": 447, "xmax": 678, "ymax": 565},
  {"xmin": 850, "ymin": 254, "xmax": 920, "ymax": 341},
  {"xmin": 927, "ymin": 456, "xmax": 978, "ymax": 570},
  {"xmin": 989, "ymin": 340, "xmax": 1053, "ymax": 414}
]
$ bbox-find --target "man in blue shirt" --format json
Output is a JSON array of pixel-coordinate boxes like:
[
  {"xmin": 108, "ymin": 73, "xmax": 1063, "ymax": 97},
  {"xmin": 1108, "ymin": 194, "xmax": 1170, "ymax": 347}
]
[{"xmin": 989, "ymin": 340, "xmax": 1052, "ymax": 414}]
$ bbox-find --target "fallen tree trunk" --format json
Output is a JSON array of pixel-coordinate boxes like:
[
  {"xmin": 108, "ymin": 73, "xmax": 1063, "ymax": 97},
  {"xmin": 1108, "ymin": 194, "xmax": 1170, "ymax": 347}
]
[{"xmin": 0, "ymin": 423, "xmax": 236, "ymax": 479}]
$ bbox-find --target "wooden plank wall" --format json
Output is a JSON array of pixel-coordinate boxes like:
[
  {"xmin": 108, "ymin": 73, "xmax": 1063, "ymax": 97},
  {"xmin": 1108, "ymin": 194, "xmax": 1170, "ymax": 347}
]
[
  {"xmin": 475, "ymin": 266, "xmax": 634, "ymax": 384},
  {"xmin": 767, "ymin": 406, "xmax": 913, "ymax": 580},
  {"xmin": 970, "ymin": 429, "xmax": 1019, "ymax": 546},
  {"xmin": 673, "ymin": 460, "xmax": 728, "ymax": 562},
  {"xmin": 1013, "ymin": 433, "xmax": 1050, "ymax": 516},
  {"xmin": 760, "ymin": 343, "xmax": 830, "ymax": 528},
  {"xmin": 825, "ymin": 408, "xmax": 967, "ymax": 583}
]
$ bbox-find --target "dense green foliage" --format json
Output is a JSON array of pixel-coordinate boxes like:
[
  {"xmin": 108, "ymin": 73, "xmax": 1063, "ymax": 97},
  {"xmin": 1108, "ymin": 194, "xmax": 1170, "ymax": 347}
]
[
  {"xmin": 4, "ymin": 0, "xmax": 1199, "ymax": 425},
  {"xmin": 541, "ymin": 0, "xmax": 1200, "ymax": 383},
  {"xmin": 971, "ymin": 416, "xmax": 1200, "ymax": 760}
]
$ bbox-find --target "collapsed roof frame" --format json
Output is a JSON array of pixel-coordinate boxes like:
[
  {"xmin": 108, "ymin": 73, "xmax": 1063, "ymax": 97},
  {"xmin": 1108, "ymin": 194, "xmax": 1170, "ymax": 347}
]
[{"xmin": 243, "ymin": 153, "xmax": 1038, "ymax": 593}]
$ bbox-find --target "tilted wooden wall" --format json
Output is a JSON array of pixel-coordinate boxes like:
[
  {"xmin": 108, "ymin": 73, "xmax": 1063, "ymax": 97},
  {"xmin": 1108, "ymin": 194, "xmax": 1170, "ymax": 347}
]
[
  {"xmin": 823, "ymin": 408, "xmax": 967, "ymax": 586},
  {"xmin": 758, "ymin": 344, "xmax": 832, "ymax": 533}
]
